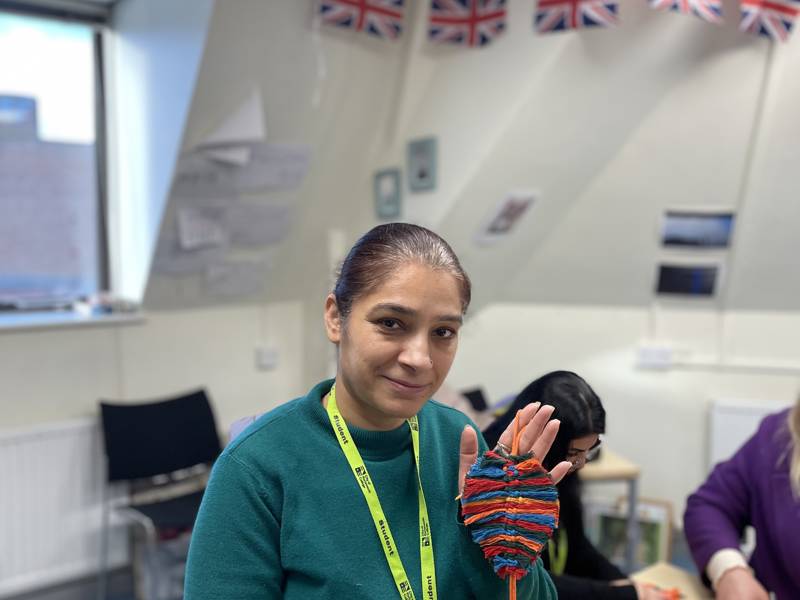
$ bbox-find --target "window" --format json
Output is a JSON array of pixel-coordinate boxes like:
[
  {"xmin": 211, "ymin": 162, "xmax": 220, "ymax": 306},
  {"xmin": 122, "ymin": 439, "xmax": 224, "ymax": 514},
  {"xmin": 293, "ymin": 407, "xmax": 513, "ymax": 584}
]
[{"xmin": 0, "ymin": 10, "xmax": 106, "ymax": 311}]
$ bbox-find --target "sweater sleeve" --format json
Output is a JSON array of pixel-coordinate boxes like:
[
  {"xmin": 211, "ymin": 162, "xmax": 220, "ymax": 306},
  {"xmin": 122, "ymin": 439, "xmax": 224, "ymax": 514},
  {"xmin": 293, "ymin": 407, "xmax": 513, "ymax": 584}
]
[
  {"xmin": 518, "ymin": 558, "xmax": 558, "ymax": 600},
  {"xmin": 185, "ymin": 453, "xmax": 283, "ymax": 599},
  {"xmin": 683, "ymin": 423, "xmax": 758, "ymax": 578}
]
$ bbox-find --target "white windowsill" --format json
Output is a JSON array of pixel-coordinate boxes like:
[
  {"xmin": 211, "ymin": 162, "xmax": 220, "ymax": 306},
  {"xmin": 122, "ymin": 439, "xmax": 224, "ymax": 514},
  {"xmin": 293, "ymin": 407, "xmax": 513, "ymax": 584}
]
[{"xmin": 0, "ymin": 310, "xmax": 145, "ymax": 333}]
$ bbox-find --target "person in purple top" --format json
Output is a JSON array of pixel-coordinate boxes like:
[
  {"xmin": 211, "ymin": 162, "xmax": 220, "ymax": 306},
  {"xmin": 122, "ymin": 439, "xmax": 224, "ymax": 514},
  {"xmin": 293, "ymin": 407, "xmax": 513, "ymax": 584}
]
[{"xmin": 684, "ymin": 397, "xmax": 800, "ymax": 599}]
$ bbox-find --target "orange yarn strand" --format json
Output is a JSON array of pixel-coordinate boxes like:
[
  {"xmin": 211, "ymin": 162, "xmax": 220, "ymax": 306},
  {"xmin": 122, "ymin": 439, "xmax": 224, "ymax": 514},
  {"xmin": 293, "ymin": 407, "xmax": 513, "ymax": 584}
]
[
  {"xmin": 509, "ymin": 412, "xmax": 521, "ymax": 600},
  {"xmin": 511, "ymin": 411, "xmax": 521, "ymax": 455}
]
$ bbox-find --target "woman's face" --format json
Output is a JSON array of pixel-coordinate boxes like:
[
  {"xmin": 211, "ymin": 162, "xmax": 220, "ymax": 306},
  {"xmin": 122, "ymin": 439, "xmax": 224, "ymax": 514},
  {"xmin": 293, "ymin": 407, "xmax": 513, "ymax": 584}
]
[
  {"xmin": 565, "ymin": 433, "xmax": 600, "ymax": 473},
  {"xmin": 324, "ymin": 262, "xmax": 463, "ymax": 430}
]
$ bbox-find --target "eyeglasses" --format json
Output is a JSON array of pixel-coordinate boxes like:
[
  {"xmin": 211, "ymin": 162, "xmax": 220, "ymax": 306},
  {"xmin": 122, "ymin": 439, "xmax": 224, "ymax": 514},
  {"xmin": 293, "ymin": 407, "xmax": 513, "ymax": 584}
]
[{"xmin": 566, "ymin": 437, "xmax": 602, "ymax": 465}]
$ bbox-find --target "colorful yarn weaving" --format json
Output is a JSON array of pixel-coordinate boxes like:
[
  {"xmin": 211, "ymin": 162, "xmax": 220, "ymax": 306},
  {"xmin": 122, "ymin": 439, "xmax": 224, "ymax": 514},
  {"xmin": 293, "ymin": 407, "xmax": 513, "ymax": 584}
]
[{"xmin": 460, "ymin": 417, "xmax": 560, "ymax": 600}]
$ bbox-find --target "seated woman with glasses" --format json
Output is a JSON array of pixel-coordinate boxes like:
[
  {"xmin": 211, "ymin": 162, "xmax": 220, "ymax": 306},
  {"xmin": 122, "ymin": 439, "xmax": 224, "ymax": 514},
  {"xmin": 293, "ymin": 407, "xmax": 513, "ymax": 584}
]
[{"xmin": 483, "ymin": 371, "xmax": 668, "ymax": 600}]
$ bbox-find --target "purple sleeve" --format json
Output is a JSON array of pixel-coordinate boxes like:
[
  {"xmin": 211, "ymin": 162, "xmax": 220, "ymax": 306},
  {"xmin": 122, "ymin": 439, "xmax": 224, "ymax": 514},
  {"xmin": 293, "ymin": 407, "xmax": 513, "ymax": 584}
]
[{"xmin": 683, "ymin": 427, "xmax": 759, "ymax": 574}]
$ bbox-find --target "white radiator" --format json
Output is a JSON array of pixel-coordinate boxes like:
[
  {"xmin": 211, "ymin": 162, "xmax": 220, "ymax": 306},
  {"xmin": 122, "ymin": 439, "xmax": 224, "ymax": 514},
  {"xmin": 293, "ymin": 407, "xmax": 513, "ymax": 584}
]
[
  {"xmin": 0, "ymin": 418, "xmax": 128, "ymax": 598},
  {"xmin": 708, "ymin": 398, "xmax": 792, "ymax": 469}
]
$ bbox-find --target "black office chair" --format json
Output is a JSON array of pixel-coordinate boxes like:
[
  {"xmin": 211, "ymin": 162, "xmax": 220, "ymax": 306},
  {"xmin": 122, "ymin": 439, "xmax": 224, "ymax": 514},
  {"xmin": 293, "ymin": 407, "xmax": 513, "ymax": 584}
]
[{"xmin": 97, "ymin": 389, "xmax": 222, "ymax": 600}]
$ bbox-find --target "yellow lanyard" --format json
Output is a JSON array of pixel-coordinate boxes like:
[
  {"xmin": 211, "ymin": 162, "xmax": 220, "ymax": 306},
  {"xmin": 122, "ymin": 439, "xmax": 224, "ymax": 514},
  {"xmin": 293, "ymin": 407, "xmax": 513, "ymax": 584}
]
[
  {"xmin": 326, "ymin": 383, "xmax": 437, "ymax": 600},
  {"xmin": 547, "ymin": 528, "xmax": 568, "ymax": 576}
]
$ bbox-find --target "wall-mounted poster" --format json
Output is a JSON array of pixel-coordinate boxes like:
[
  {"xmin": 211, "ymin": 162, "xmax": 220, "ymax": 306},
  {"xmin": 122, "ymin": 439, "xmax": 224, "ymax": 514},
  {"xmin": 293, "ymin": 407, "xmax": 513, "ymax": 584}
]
[
  {"xmin": 475, "ymin": 190, "xmax": 536, "ymax": 245},
  {"xmin": 661, "ymin": 211, "xmax": 734, "ymax": 248},
  {"xmin": 656, "ymin": 264, "xmax": 719, "ymax": 296},
  {"xmin": 407, "ymin": 137, "xmax": 437, "ymax": 192},
  {"xmin": 374, "ymin": 168, "xmax": 401, "ymax": 219}
]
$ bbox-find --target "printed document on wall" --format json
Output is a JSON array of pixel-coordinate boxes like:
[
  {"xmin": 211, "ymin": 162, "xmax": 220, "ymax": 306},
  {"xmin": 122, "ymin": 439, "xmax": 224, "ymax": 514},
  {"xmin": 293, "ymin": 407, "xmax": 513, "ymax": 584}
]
[
  {"xmin": 232, "ymin": 143, "xmax": 311, "ymax": 192},
  {"xmin": 475, "ymin": 191, "xmax": 537, "ymax": 246},
  {"xmin": 226, "ymin": 203, "xmax": 293, "ymax": 247},
  {"xmin": 177, "ymin": 205, "xmax": 227, "ymax": 250},
  {"xmin": 205, "ymin": 258, "xmax": 269, "ymax": 298},
  {"xmin": 151, "ymin": 228, "xmax": 227, "ymax": 275},
  {"xmin": 172, "ymin": 153, "xmax": 238, "ymax": 199}
]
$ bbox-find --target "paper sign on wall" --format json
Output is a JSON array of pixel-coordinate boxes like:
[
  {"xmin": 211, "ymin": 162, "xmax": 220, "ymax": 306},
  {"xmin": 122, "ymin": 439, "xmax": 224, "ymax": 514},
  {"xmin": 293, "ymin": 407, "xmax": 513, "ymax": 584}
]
[
  {"xmin": 226, "ymin": 203, "xmax": 293, "ymax": 246},
  {"xmin": 177, "ymin": 205, "xmax": 227, "ymax": 250},
  {"xmin": 407, "ymin": 137, "xmax": 437, "ymax": 192},
  {"xmin": 173, "ymin": 154, "xmax": 237, "ymax": 199},
  {"xmin": 151, "ymin": 228, "xmax": 227, "ymax": 275},
  {"xmin": 199, "ymin": 88, "xmax": 266, "ymax": 166},
  {"xmin": 174, "ymin": 144, "xmax": 311, "ymax": 198},
  {"xmin": 232, "ymin": 143, "xmax": 311, "ymax": 192},
  {"xmin": 205, "ymin": 258, "xmax": 269, "ymax": 298},
  {"xmin": 202, "ymin": 88, "xmax": 266, "ymax": 147},
  {"xmin": 374, "ymin": 168, "xmax": 401, "ymax": 219},
  {"xmin": 475, "ymin": 191, "xmax": 536, "ymax": 245}
]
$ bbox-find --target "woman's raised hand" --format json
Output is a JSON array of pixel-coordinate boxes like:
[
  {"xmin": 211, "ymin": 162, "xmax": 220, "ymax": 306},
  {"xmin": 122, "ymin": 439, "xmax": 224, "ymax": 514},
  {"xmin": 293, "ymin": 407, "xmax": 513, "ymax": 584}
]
[{"xmin": 457, "ymin": 402, "xmax": 573, "ymax": 494}]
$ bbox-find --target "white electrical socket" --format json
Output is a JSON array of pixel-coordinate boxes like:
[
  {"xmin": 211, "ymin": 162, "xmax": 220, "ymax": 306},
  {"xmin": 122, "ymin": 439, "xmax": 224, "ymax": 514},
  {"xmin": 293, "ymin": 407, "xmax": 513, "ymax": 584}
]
[
  {"xmin": 255, "ymin": 345, "xmax": 279, "ymax": 371},
  {"xmin": 636, "ymin": 344, "xmax": 673, "ymax": 369}
]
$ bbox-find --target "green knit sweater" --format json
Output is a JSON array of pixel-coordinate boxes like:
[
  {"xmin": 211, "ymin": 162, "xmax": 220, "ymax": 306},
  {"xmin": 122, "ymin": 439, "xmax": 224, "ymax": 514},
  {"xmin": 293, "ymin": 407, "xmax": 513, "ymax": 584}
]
[{"xmin": 185, "ymin": 380, "xmax": 557, "ymax": 600}]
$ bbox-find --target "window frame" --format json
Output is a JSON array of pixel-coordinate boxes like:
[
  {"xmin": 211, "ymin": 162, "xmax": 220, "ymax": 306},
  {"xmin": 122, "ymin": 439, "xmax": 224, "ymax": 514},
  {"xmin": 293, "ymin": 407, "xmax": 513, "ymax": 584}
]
[
  {"xmin": 0, "ymin": 1, "xmax": 110, "ymax": 26},
  {"xmin": 0, "ymin": 3, "xmax": 115, "ymax": 325}
]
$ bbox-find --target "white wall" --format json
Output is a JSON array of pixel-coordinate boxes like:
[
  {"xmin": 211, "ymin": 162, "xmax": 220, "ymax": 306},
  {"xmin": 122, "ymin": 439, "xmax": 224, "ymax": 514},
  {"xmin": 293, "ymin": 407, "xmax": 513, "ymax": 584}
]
[
  {"xmin": 389, "ymin": 3, "xmax": 800, "ymax": 525},
  {"xmin": 400, "ymin": 0, "xmax": 774, "ymax": 312},
  {"xmin": 3, "ymin": 0, "xmax": 800, "ymax": 541},
  {"xmin": 309, "ymin": 0, "xmax": 798, "ymax": 316},
  {"xmin": 136, "ymin": 0, "xmax": 800, "ymax": 408},
  {"xmin": 151, "ymin": 0, "xmax": 413, "ymax": 302},
  {"xmin": 0, "ymin": 302, "xmax": 305, "ymax": 433},
  {"xmin": 0, "ymin": 301, "xmax": 305, "ymax": 596},
  {"xmin": 144, "ymin": 0, "xmax": 418, "ymax": 384},
  {"xmin": 447, "ymin": 303, "xmax": 800, "ymax": 519},
  {"xmin": 726, "ymin": 36, "xmax": 800, "ymax": 309},
  {"xmin": 0, "ymin": 0, "xmax": 410, "ymax": 428},
  {"xmin": 106, "ymin": 0, "xmax": 214, "ymax": 301}
]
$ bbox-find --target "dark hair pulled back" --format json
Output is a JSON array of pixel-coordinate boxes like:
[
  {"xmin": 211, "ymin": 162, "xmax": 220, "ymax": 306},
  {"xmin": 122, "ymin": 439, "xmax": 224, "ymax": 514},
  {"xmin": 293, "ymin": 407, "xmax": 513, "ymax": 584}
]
[{"xmin": 333, "ymin": 222, "xmax": 471, "ymax": 319}]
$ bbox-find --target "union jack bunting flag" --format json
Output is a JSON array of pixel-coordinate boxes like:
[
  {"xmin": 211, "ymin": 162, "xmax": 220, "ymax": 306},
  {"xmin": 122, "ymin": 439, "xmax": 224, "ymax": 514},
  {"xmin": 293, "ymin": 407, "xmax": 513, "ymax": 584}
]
[
  {"xmin": 739, "ymin": 0, "xmax": 800, "ymax": 41},
  {"xmin": 648, "ymin": 0, "xmax": 723, "ymax": 24},
  {"xmin": 535, "ymin": 0, "xmax": 619, "ymax": 32},
  {"xmin": 318, "ymin": 0, "xmax": 405, "ymax": 40},
  {"xmin": 428, "ymin": 0, "xmax": 508, "ymax": 47}
]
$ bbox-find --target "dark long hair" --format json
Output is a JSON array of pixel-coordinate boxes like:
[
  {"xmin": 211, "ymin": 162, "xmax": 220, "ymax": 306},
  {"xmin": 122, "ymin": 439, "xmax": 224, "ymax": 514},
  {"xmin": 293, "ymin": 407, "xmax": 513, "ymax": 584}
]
[{"xmin": 482, "ymin": 370, "xmax": 606, "ymax": 471}]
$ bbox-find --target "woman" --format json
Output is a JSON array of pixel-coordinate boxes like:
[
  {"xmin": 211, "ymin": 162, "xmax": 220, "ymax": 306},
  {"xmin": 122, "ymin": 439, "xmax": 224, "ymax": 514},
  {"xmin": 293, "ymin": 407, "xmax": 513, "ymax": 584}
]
[
  {"xmin": 683, "ymin": 397, "xmax": 800, "ymax": 599},
  {"xmin": 184, "ymin": 223, "xmax": 571, "ymax": 599},
  {"xmin": 484, "ymin": 371, "xmax": 667, "ymax": 600}
]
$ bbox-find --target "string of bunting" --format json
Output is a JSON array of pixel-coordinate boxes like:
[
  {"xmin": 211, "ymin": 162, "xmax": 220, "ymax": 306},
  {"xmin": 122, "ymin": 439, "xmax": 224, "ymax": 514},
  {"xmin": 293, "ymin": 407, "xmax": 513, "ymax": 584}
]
[{"xmin": 317, "ymin": 0, "xmax": 800, "ymax": 45}]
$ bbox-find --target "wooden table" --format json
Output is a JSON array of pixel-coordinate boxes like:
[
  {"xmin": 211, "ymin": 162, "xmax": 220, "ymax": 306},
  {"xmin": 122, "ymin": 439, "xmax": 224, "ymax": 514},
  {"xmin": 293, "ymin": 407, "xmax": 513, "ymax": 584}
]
[
  {"xmin": 632, "ymin": 561, "xmax": 711, "ymax": 599},
  {"xmin": 580, "ymin": 448, "xmax": 641, "ymax": 573}
]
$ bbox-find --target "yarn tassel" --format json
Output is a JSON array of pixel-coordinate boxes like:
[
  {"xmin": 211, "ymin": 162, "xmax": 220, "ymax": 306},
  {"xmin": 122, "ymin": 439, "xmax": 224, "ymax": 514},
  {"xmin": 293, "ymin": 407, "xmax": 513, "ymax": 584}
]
[{"xmin": 461, "ymin": 411, "xmax": 560, "ymax": 600}]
